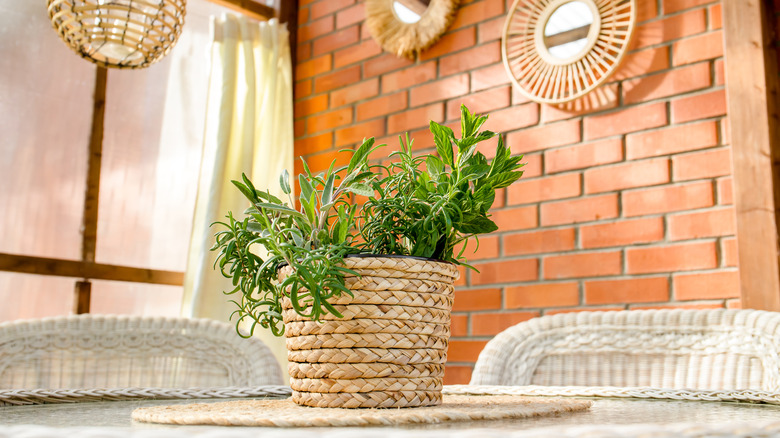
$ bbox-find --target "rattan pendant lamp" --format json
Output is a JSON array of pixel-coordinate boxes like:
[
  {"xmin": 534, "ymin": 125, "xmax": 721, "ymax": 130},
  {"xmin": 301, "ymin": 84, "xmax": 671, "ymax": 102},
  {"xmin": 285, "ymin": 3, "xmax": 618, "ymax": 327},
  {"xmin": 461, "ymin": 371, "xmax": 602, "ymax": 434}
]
[{"xmin": 47, "ymin": 0, "xmax": 186, "ymax": 69}]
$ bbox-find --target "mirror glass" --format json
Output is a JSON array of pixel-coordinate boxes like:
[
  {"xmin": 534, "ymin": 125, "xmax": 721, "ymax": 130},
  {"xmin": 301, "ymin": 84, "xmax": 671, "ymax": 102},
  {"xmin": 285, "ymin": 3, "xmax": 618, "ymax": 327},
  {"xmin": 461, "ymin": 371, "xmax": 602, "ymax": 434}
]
[
  {"xmin": 543, "ymin": 1, "xmax": 594, "ymax": 59},
  {"xmin": 392, "ymin": 0, "xmax": 428, "ymax": 24}
]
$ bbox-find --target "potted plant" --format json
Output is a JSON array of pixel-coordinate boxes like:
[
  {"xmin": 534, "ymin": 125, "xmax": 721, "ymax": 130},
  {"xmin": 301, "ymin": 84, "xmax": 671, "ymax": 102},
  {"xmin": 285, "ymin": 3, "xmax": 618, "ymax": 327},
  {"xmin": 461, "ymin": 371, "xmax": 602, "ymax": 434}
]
[{"xmin": 212, "ymin": 105, "xmax": 525, "ymax": 408}]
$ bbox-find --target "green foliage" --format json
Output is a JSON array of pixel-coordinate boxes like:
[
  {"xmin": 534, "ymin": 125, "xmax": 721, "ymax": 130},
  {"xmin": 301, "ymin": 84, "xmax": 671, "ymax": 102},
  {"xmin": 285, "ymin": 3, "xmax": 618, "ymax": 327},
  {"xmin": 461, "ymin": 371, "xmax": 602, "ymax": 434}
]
[
  {"xmin": 359, "ymin": 105, "xmax": 525, "ymax": 264},
  {"xmin": 212, "ymin": 105, "xmax": 524, "ymax": 336}
]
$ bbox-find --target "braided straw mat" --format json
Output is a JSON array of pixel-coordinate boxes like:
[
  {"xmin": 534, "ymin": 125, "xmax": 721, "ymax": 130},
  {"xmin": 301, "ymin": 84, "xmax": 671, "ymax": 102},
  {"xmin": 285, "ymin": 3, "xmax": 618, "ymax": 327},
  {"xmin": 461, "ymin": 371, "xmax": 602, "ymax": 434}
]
[{"xmin": 131, "ymin": 395, "xmax": 591, "ymax": 427}]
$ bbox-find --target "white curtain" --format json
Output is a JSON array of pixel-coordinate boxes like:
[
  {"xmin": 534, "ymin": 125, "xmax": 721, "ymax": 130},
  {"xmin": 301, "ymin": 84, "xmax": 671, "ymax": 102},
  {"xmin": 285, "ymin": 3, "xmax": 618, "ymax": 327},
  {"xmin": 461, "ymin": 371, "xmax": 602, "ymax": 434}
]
[{"xmin": 181, "ymin": 15, "xmax": 294, "ymax": 380}]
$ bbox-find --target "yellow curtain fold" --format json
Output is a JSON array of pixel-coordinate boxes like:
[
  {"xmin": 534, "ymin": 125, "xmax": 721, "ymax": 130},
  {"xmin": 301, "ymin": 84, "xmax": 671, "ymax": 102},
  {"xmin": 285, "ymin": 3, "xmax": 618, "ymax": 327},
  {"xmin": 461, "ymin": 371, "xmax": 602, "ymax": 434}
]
[{"xmin": 181, "ymin": 14, "xmax": 293, "ymax": 381}]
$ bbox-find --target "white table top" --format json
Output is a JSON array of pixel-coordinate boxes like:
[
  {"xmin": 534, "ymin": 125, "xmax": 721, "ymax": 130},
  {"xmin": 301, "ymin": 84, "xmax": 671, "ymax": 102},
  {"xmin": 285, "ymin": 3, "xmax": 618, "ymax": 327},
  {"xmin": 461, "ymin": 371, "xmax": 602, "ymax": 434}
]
[{"xmin": 2, "ymin": 386, "xmax": 780, "ymax": 437}]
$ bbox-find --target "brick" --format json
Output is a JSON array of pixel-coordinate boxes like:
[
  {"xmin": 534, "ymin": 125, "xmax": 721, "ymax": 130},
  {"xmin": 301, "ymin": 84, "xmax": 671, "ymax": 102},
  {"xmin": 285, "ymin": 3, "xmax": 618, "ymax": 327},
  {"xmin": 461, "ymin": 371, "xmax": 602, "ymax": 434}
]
[
  {"xmin": 295, "ymin": 149, "xmax": 351, "ymax": 175},
  {"xmin": 491, "ymin": 206, "xmax": 538, "ymax": 231},
  {"xmin": 472, "ymin": 311, "xmax": 538, "ymax": 336},
  {"xmin": 581, "ymin": 217, "xmax": 665, "ymax": 249},
  {"xmin": 584, "ymin": 103, "xmax": 667, "ymax": 140},
  {"xmin": 673, "ymin": 31, "xmax": 723, "ymax": 66},
  {"xmin": 626, "ymin": 241, "xmax": 718, "ymax": 274},
  {"xmin": 544, "ymin": 251, "xmax": 622, "ymax": 279},
  {"xmin": 297, "ymin": 42, "xmax": 312, "ymax": 63},
  {"xmin": 668, "ymin": 207, "xmax": 736, "ymax": 241},
  {"xmin": 450, "ymin": 0, "xmax": 504, "ymax": 30},
  {"xmin": 478, "ymin": 16, "xmax": 504, "ymax": 43},
  {"xmin": 585, "ymin": 277, "xmax": 669, "ymax": 305},
  {"xmin": 717, "ymin": 176, "xmax": 733, "ymax": 205},
  {"xmin": 623, "ymin": 181, "xmax": 714, "ymax": 217},
  {"xmin": 297, "ymin": 6, "xmax": 309, "ymax": 25},
  {"xmin": 456, "ymin": 235, "xmax": 499, "ymax": 260},
  {"xmin": 453, "ymin": 288, "xmax": 502, "ymax": 311},
  {"xmin": 295, "ymin": 54, "xmax": 331, "ymax": 80},
  {"xmin": 613, "ymin": 46, "xmax": 670, "ymax": 81},
  {"xmin": 446, "ymin": 87, "xmax": 511, "ymax": 121},
  {"xmin": 447, "ymin": 340, "xmax": 489, "ymax": 362},
  {"xmin": 637, "ymin": 0, "xmax": 659, "ymax": 22},
  {"xmin": 664, "ymin": 0, "xmax": 713, "ymax": 14},
  {"xmin": 356, "ymin": 92, "xmax": 408, "ymax": 121},
  {"xmin": 333, "ymin": 39, "xmax": 382, "ymax": 68},
  {"xmin": 382, "ymin": 62, "xmax": 437, "ymax": 93},
  {"xmin": 672, "ymin": 147, "xmax": 731, "ymax": 181},
  {"xmin": 443, "ymin": 366, "xmax": 472, "ymax": 385},
  {"xmin": 294, "ymin": 94, "xmax": 328, "ymax": 118},
  {"xmin": 715, "ymin": 59, "xmax": 724, "ymax": 85},
  {"xmin": 584, "ymin": 158, "xmax": 670, "ymax": 194},
  {"xmin": 313, "ymin": 26, "xmax": 360, "ymax": 57},
  {"xmin": 630, "ymin": 302, "xmax": 725, "ymax": 311},
  {"xmin": 310, "ymin": 0, "xmax": 355, "ymax": 20},
  {"xmin": 307, "ymin": 108, "xmax": 352, "ymax": 134},
  {"xmin": 335, "ymin": 3, "xmax": 364, "ymax": 28},
  {"xmin": 519, "ymin": 153, "xmax": 542, "ymax": 178},
  {"xmin": 440, "ymin": 41, "xmax": 501, "ymax": 76},
  {"xmin": 623, "ymin": 62, "xmax": 711, "ymax": 105},
  {"xmin": 364, "ymin": 53, "xmax": 414, "ymax": 78},
  {"xmin": 294, "ymin": 119, "xmax": 305, "ymax": 138},
  {"xmin": 295, "ymin": 80, "xmax": 312, "ymax": 99},
  {"xmin": 471, "ymin": 63, "xmax": 511, "ymax": 92},
  {"xmin": 410, "ymin": 74, "xmax": 469, "ymax": 107},
  {"xmin": 314, "ymin": 65, "xmax": 361, "ymax": 93},
  {"xmin": 455, "ymin": 265, "xmax": 468, "ymax": 286},
  {"xmin": 451, "ymin": 314, "xmax": 468, "ymax": 337},
  {"xmin": 483, "ymin": 104, "xmax": 540, "ymax": 134},
  {"xmin": 674, "ymin": 270, "xmax": 740, "ymax": 300},
  {"xmin": 540, "ymin": 91, "xmax": 619, "ymax": 123},
  {"xmin": 545, "ymin": 139, "xmax": 623, "ymax": 174},
  {"xmin": 626, "ymin": 121, "xmax": 718, "ymax": 160},
  {"xmin": 387, "ymin": 103, "xmax": 444, "ymax": 134},
  {"xmin": 722, "ymin": 237, "xmax": 738, "ymax": 267},
  {"xmin": 633, "ymin": 9, "xmax": 707, "ymax": 49},
  {"xmin": 330, "ymin": 78, "xmax": 379, "ymax": 107},
  {"xmin": 505, "ymin": 282, "xmax": 580, "ymax": 309},
  {"xmin": 334, "ymin": 119, "xmax": 385, "ymax": 147},
  {"xmin": 507, "ymin": 173, "xmax": 581, "ymax": 205},
  {"xmin": 471, "ymin": 259, "xmax": 539, "ymax": 285},
  {"xmin": 294, "ymin": 132, "xmax": 332, "ymax": 156},
  {"xmin": 545, "ymin": 307, "xmax": 626, "ymax": 316},
  {"xmin": 421, "ymin": 27, "xmax": 476, "ymax": 60},
  {"xmin": 540, "ymin": 194, "xmax": 619, "ymax": 226},
  {"xmin": 298, "ymin": 16, "xmax": 334, "ymax": 42},
  {"xmin": 726, "ymin": 298, "xmax": 741, "ymax": 309},
  {"xmin": 671, "ymin": 89, "xmax": 727, "ymax": 124},
  {"xmin": 503, "ymin": 228, "xmax": 576, "ymax": 256},
  {"xmin": 710, "ymin": 4, "xmax": 722, "ymax": 29},
  {"xmin": 507, "ymin": 120, "xmax": 581, "ymax": 153}
]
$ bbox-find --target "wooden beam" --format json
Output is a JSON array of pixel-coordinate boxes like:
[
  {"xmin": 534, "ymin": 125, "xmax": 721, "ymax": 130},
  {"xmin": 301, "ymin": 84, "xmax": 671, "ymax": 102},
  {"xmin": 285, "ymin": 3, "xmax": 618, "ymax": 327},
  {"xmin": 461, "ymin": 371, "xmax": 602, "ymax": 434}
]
[
  {"xmin": 74, "ymin": 281, "xmax": 92, "ymax": 314},
  {"xmin": 723, "ymin": 0, "xmax": 780, "ymax": 310},
  {"xmin": 83, "ymin": 66, "xmax": 106, "ymax": 265},
  {"xmin": 0, "ymin": 253, "xmax": 184, "ymax": 286},
  {"xmin": 206, "ymin": 0, "xmax": 274, "ymax": 21},
  {"xmin": 280, "ymin": 0, "xmax": 298, "ymax": 93}
]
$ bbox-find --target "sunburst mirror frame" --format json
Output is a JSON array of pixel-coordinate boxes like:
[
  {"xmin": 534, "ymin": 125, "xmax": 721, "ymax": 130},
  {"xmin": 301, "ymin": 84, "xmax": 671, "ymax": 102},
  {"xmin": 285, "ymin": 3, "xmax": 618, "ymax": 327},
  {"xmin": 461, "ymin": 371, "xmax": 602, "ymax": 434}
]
[
  {"xmin": 502, "ymin": 0, "xmax": 636, "ymax": 104},
  {"xmin": 365, "ymin": 0, "xmax": 460, "ymax": 60}
]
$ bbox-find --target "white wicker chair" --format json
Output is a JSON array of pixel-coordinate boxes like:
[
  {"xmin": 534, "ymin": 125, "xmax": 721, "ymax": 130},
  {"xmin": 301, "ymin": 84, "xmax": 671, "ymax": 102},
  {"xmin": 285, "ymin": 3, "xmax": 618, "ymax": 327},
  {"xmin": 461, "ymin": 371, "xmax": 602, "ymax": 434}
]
[
  {"xmin": 470, "ymin": 309, "xmax": 780, "ymax": 391},
  {"xmin": 0, "ymin": 315, "xmax": 283, "ymax": 389}
]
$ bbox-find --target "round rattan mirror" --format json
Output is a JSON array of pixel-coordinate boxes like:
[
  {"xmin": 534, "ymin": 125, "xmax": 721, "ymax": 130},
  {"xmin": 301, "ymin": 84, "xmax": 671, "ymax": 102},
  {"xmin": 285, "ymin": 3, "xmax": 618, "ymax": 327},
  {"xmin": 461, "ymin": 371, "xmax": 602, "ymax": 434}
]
[
  {"xmin": 365, "ymin": 0, "xmax": 459, "ymax": 59},
  {"xmin": 502, "ymin": 0, "xmax": 636, "ymax": 104}
]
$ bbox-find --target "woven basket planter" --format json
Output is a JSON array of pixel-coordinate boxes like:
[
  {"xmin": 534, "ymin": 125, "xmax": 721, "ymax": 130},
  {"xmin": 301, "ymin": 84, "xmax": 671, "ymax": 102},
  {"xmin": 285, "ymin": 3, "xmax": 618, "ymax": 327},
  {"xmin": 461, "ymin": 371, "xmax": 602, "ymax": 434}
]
[{"xmin": 280, "ymin": 255, "xmax": 459, "ymax": 408}]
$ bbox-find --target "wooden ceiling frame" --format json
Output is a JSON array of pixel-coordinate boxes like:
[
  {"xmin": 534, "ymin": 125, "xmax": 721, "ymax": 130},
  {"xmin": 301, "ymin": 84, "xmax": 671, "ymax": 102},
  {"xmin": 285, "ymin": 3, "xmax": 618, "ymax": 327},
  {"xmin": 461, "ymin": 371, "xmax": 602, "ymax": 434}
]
[
  {"xmin": 723, "ymin": 0, "xmax": 780, "ymax": 311},
  {"xmin": 0, "ymin": 0, "xmax": 294, "ymax": 315}
]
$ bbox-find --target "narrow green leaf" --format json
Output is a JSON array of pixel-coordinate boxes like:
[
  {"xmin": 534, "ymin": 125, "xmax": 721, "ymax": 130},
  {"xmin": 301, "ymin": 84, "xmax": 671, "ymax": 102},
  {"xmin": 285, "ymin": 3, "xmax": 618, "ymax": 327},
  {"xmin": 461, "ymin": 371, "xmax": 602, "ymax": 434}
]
[
  {"xmin": 322, "ymin": 173, "xmax": 335, "ymax": 205},
  {"xmin": 279, "ymin": 169, "xmax": 291, "ymax": 195},
  {"xmin": 344, "ymin": 183, "xmax": 374, "ymax": 197}
]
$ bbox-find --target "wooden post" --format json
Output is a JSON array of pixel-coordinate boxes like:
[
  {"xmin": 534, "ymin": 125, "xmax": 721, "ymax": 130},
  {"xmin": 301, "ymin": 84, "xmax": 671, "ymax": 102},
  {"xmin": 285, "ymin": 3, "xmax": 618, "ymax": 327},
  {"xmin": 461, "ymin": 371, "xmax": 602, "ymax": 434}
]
[
  {"xmin": 723, "ymin": 0, "xmax": 780, "ymax": 310},
  {"xmin": 74, "ymin": 66, "xmax": 107, "ymax": 314}
]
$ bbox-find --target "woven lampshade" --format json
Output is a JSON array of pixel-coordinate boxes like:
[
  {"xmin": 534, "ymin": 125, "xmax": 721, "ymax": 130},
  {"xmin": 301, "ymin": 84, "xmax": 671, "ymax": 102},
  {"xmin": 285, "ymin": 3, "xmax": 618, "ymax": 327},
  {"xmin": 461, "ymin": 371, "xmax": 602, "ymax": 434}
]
[{"xmin": 47, "ymin": 0, "xmax": 186, "ymax": 69}]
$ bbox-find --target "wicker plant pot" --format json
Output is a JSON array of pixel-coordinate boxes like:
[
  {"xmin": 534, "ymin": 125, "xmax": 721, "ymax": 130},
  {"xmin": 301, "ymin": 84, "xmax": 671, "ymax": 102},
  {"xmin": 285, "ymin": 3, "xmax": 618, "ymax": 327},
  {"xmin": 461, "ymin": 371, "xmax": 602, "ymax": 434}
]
[{"xmin": 279, "ymin": 255, "xmax": 459, "ymax": 408}]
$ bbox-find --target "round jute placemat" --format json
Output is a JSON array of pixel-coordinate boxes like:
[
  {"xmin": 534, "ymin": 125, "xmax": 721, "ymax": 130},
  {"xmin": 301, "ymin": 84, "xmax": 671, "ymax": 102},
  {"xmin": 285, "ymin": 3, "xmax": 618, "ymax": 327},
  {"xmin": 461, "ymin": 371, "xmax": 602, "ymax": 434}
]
[{"xmin": 131, "ymin": 395, "xmax": 592, "ymax": 427}]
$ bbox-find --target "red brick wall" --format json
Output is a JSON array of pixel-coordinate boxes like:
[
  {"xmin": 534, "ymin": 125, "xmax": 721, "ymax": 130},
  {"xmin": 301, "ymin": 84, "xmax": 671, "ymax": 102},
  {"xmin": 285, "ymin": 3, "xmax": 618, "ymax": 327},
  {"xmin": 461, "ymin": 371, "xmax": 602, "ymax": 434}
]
[{"xmin": 293, "ymin": 0, "xmax": 734, "ymax": 383}]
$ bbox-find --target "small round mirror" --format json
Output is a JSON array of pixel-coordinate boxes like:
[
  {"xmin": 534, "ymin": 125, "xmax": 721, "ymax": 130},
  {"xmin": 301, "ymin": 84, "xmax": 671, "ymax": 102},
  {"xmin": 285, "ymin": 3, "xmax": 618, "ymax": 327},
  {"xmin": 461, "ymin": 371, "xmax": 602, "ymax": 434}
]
[
  {"xmin": 392, "ymin": 0, "xmax": 428, "ymax": 24},
  {"xmin": 543, "ymin": 1, "xmax": 595, "ymax": 60}
]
